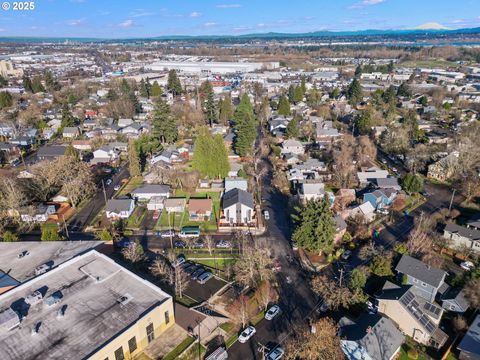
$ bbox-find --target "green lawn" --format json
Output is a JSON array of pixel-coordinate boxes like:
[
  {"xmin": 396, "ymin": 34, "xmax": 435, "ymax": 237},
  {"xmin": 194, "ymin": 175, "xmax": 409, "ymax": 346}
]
[
  {"xmin": 176, "ymin": 295, "xmax": 199, "ymax": 307},
  {"xmin": 118, "ymin": 176, "xmax": 143, "ymax": 197},
  {"xmin": 195, "ymin": 258, "xmax": 237, "ymax": 270},
  {"xmin": 398, "ymin": 345, "xmax": 430, "ymax": 360},
  {"xmin": 126, "ymin": 206, "xmax": 147, "ymax": 228},
  {"xmin": 154, "ymin": 190, "xmax": 221, "ymax": 232},
  {"xmin": 225, "ymin": 334, "xmax": 239, "ymax": 349},
  {"xmin": 163, "ymin": 336, "xmax": 195, "ymax": 360},
  {"xmin": 400, "ymin": 59, "xmax": 458, "ymax": 68}
]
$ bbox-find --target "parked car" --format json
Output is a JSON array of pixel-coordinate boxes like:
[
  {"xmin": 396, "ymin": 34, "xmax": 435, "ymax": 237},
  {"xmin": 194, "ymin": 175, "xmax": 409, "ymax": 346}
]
[
  {"xmin": 366, "ymin": 299, "xmax": 378, "ymax": 314},
  {"xmin": 460, "ymin": 261, "xmax": 475, "ymax": 271},
  {"xmin": 264, "ymin": 210, "xmax": 270, "ymax": 220},
  {"xmin": 114, "ymin": 184, "xmax": 121, "ymax": 191},
  {"xmin": 216, "ymin": 240, "xmax": 231, "ymax": 248},
  {"xmin": 191, "ymin": 268, "xmax": 205, "ymax": 280},
  {"xmin": 238, "ymin": 326, "xmax": 256, "ymax": 343},
  {"xmin": 181, "ymin": 261, "xmax": 193, "ymax": 270},
  {"xmin": 341, "ymin": 250, "xmax": 352, "ymax": 260},
  {"xmin": 172, "ymin": 256, "xmax": 186, "ymax": 268},
  {"xmin": 265, "ymin": 305, "xmax": 281, "ymax": 320},
  {"xmin": 193, "ymin": 239, "xmax": 205, "ymax": 248},
  {"xmin": 106, "ymin": 179, "xmax": 113, "ymax": 186},
  {"xmin": 174, "ymin": 240, "xmax": 186, "ymax": 248},
  {"xmin": 285, "ymin": 276, "xmax": 292, "ymax": 284},
  {"xmin": 266, "ymin": 347, "xmax": 285, "ymax": 360},
  {"xmin": 152, "ymin": 210, "xmax": 160, "ymax": 220},
  {"xmin": 376, "ymin": 208, "xmax": 389, "ymax": 215},
  {"xmin": 184, "ymin": 265, "xmax": 199, "ymax": 275},
  {"xmin": 197, "ymin": 271, "xmax": 213, "ymax": 284},
  {"xmin": 159, "ymin": 229, "xmax": 175, "ymax": 238}
]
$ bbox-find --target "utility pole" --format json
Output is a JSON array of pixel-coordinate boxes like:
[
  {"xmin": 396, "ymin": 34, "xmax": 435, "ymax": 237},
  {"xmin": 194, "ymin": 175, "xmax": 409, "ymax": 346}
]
[
  {"xmin": 101, "ymin": 179, "xmax": 107, "ymax": 206},
  {"xmin": 62, "ymin": 214, "xmax": 69, "ymax": 239},
  {"xmin": 449, "ymin": 189, "xmax": 456, "ymax": 212},
  {"xmin": 339, "ymin": 268, "xmax": 344, "ymax": 287},
  {"xmin": 257, "ymin": 342, "xmax": 268, "ymax": 359}
]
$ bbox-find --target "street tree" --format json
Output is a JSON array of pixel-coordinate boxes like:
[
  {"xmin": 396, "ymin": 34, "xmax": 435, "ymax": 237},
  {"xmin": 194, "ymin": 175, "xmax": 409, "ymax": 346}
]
[
  {"xmin": 228, "ymin": 294, "xmax": 252, "ymax": 328},
  {"xmin": 218, "ymin": 93, "xmax": 233, "ymax": 124},
  {"xmin": 167, "ymin": 69, "xmax": 182, "ymax": 96},
  {"xmin": 256, "ymin": 281, "xmax": 276, "ymax": 311},
  {"xmin": 233, "ymin": 94, "xmax": 256, "ymax": 156},
  {"xmin": 151, "ymin": 99, "xmax": 178, "ymax": 144},
  {"xmin": 402, "ymin": 173, "xmax": 424, "ymax": 194},
  {"xmin": 292, "ymin": 197, "xmax": 336, "ymax": 255},
  {"xmin": 347, "ymin": 78, "xmax": 363, "ymax": 104},
  {"xmin": 122, "ymin": 240, "xmax": 145, "ymax": 264}
]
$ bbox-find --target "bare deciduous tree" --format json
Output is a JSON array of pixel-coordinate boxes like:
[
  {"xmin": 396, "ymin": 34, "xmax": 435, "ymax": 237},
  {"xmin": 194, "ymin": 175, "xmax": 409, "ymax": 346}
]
[
  {"xmin": 121, "ymin": 240, "xmax": 145, "ymax": 264},
  {"xmin": 150, "ymin": 257, "xmax": 174, "ymax": 285},
  {"xmin": 173, "ymin": 265, "xmax": 189, "ymax": 298},
  {"xmin": 256, "ymin": 281, "xmax": 276, "ymax": 311},
  {"xmin": 228, "ymin": 294, "xmax": 252, "ymax": 328},
  {"xmin": 464, "ymin": 278, "xmax": 480, "ymax": 309},
  {"xmin": 284, "ymin": 318, "xmax": 344, "ymax": 360},
  {"xmin": 204, "ymin": 235, "xmax": 215, "ymax": 256}
]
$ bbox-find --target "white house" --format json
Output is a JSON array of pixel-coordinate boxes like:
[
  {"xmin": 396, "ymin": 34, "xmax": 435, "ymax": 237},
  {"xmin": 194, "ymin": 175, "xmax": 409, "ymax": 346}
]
[
  {"xmin": 281, "ymin": 139, "xmax": 304, "ymax": 155},
  {"xmin": 20, "ymin": 204, "xmax": 56, "ymax": 223},
  {"xmin": 299, "ymin": 182, "xmax": 325, "ymax": 202},
  {"xmin": 164, "ymin": 198, "xmax": 186, "ymax": 213},
  {"xmin": 131, "ymin": 184, "xmax": 170, "ymax": 201},
  {"xmin": 106, "ymin": 199, "xmax": 135, "ymax": 219},
  {"xmin": 91, "ymin": 145, "xmax": 120, "ymax": 164},
  {"xmin": 62, "ymin": 127, "xmax": 80, "ymax": 139},
  {"xmin": 222, "ymin": 188, "xmax": 254, "ymax": 225},
  {"xmin": 147, "ymin": 196, "xmax": 165, "ymax": 211},
  {"xmin": 224, "ymin": 177, "xmax": 248, "ymax": 192}
]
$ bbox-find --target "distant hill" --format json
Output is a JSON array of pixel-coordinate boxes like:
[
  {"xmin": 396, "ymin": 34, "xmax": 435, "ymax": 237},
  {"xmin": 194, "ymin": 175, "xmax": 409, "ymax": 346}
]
[{"xmin": 1, "ymin": 26, "xmax": 480, "ymax": 43}]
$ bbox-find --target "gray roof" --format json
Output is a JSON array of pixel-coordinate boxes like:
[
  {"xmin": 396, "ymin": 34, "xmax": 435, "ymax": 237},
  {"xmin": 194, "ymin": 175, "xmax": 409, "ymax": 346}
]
[
  {"xmin": 445, "ymin": 223, "xmax": 480, "ymax": 241},
  {"xmin": 106, "ymin": 199, "xmax": 133, "ymax": 213},
  {"xmin": 458, "ymin": 314, "xmax": 480, "ymax": 357},
  {"xmin": 442, "ymin": 287, "xmax": 470, "ymax": 311},
  {"xmin": 131, "ymin": 184, "xmax": 170, "ymax": 195},
  {"xmin": 376, "ymin": 177, "xmax": 400, "ymax": 189},
  {"xmin": 0, "ymin": 241, "xmax": 102, "ymax": 283},
  {"xmin": 0, "ymin": 250, "xmax": 171, "ymax": 360},
  {"xmin": 340, "ymin": 314, "xmax": 404, "ymax": 360},
  {"xmin": 395, "ymin": 254, "xmax": 446, "ymax": 288},
  {"xmin": 223, "ymin": 188, "xmax": 254, "ymax": 209},
  {"xmin": 36, "ymin": 145, "xmax": 67, "ymax": 158}
]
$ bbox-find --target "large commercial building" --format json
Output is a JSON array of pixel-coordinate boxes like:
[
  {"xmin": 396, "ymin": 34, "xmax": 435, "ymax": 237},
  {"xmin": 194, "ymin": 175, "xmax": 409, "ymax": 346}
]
[
  {"xmin": 146, "ymin": 57, "xmax": 279, "ymax": 74},
  {"xmin": 0, "ymin": 250, "xmax": 174, "ymax": 360}
]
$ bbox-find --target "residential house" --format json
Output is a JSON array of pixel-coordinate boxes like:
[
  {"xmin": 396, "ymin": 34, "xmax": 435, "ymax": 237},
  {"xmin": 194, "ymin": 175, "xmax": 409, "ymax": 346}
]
[
  {"xmin": 299, "ymin": 182, "xmax": 325, "ymax": 202},
  {"xmin": 281, "ymin": 139, "xmax": 304, "ymax": 155},
  {"xmin": 131, "ymin": 184, "xmax": 170, "ymax": 202},
  {"xmin": 293, "ymin": 158, "xmax": 328, "ymax": 173},
  {"xmin": 223, "ymin": 132, "xmax": 235, "ymax": 149},
  {"xmin": 374, "ymin": 177, "xmax": 401, "ymax": 191},
  {"xmin": 20, "ymin": 204, "xmax": 56, "ymax": 223},
  {"xmin": 105, "ymin": 199, "xmax": 135, "ymax": 219},
  {"xmin": 284, "ymin": 153, "xmax": 301, "ymax": 165},
  {"xmin": 334, "ymin": 215, "xmax": 347, "ymax": 243},
  {"xmin": 222, "ymin": 188, "xmax": 254, "ymax": 225},
  {"xmin": 164, "ymin": 198, "xmax": 186, "ymax": 213},
  {"xmin": 10, "ymin": 136, "xmax": 35, "ymax": 147},
  {"xmin": 62, "ymin": 127, "xmax": 80, "ymax": 139},
  {"xmin": 118, "ymin": 118, "xmax": 133, "ymax": 128},
  {"xmin": 376, "ymin": 281, "xmax": 448, "ymax": 349},
  {"xmin": 42, "ymin": 128, "xmax": 55, "ymax": 140},
  {"xmin": 36, "ymin": 145, "xmax": 67, "ymax": 161},
  {"xmin": 91, "ymin": 145, "xmax": 120, "ymax": 165},
  {"xmin": 441, "ymin": 287, "xmax": 469, "ymax": 313},
  {"xmin": 228, "ymin": 162, "xmax": 243, "ymax": 177},
  {"xmin": 71, "ymin": 140, "xmax": 92, "ymax": 151},
  {"xmin": 427, "ymin": 152, "xmax": 459, "ymax": 182},
  {"xmin": 120, "ymin": 123, "xmax": 143, "ymax": 137},
  {"xmin": 350, "ymin": 202, "xmax": 376, "ymax": 222},
  {"xmin": 443, "ymin": 223, "xmax": 480, "ymax": 253},
  {"xmin": 83, "ymin": 118, "xmax": 97, "ymax": 129},
  {"xmin": 269, "ymin": 116, "xmax": 291, "ymax": 135},
  {"xmin": 224, "ymin": 177, "xmax": 248, "ymax": 192},
  {"xmin": 357, "ymin": 168, "xmax": 390, "ymax": 186},
  {"xmin": 339, "ymin": 314, "xmax": 404, "ymax": 360},
  {"xmin": 363, "ymin": 189, "xmax": 397, "ymax": 210},
  {"xmin": 147, "ymin": 197, "xmax": 165, "ymax": 211},
  {"xmin": 457, "ymin": 314, "xmax": 480, "ymax": 360},
  {"xmin": 395, "ymin": 254, "xmax": 447, "ymax": 302},
  {"xmin": 466, "ymin": 216, "xmax": 480, "ymax": 231},
  {"xmin": 187, "ymin": 199, "xmax": 213, "ymax": 221},
  {"xmin": 150, "ymin": 150, "xmax": 180, "ymax": 165},
  {"xmin": 315, "ymin": 120, "xmax": 340, "ymax": 142}
]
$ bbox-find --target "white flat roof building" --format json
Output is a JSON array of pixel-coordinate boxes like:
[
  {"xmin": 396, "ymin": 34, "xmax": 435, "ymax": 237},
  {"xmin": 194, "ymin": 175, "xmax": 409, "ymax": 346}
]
[{"xmin": 146, "ymin": 60, "xmax": 279, "ymax": 74}]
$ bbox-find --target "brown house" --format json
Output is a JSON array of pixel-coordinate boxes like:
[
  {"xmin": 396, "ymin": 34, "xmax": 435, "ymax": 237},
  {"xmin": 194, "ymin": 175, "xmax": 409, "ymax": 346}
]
[{"xmin": 187, "ymin": 198, "xmax": 213, "ymax": 221}]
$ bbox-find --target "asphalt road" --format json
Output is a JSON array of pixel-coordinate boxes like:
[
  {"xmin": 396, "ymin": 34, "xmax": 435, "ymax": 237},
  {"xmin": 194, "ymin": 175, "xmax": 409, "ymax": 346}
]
[{"xmin": 68, "ymin": 165, "xmax": 130, "ymax": 231}]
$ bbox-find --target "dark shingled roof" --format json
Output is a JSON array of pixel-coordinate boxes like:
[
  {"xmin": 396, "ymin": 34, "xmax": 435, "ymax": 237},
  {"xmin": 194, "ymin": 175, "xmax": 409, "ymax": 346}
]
[
  {"xmin": 222, "ymin": 188, "xmax": 254, "ymax": 209},
  {"xmin": 340, "ymin": 314, "xmax": 405, "ymax": 360},
  {"xmin": 37, "ymin": 145, "xmax": 67, "ymax": 158},
  {"xmin": 395, "ymin": 254, "xmax": 446, "ymax": 288},
  {"xmin": 445, "ymin": 223, "xmax": 480, "ymax": 241},
  {"xmin": 458, "ymin": 314, "xmax": 480, "ymax": 357}
]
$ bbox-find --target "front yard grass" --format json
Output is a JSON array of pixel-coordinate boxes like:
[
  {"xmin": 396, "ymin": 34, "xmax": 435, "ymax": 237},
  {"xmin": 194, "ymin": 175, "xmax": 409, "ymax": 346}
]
[
  {"xmin": 118, "ymin": 176, "xmax": 143, "ymax": 197},
  {"xmin": 163, "ymin": 336, "xmax": 195, "ymax": 360},
  {"xmin": 126, "ymin": 206, "xmax": 147, "ymax": 228},
  {"xmin": 194, "ymin": 258, "xmax": 237, "ymax": 270},
  {"xmin": 398, "ymin": 344, "xmax": 430, "ymax": 360}
]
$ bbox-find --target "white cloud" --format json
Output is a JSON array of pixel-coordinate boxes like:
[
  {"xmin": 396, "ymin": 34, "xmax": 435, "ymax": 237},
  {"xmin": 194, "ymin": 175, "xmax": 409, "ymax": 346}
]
[
  {"xmin": 0, "ymin": 28, "xmax": 5, "ymax": 32},
  {"xmin": 203, "ymin": 22, "xmax": 218, "ymax": 27},
  {"xmin": 130, "ymin": 9, "xmax": 155, "ymax": 18},
  {"xmin": 216, "ymin": 4, "xmax": 242, "ymax": 8},
  {"xmin": 189, "ymin": 12, "xmax": 202, "ymax": 17},
  {"xmin": 67, "ymin": 18, "xmax": 85, "ymax": 26},
  {"xmin": 118, "ymin": 19, "xmax": 134, "ymax": 28},
  {"xmin": 349, "ymin": 0, "xmax": 385, "ymax": 9},
  {"xmin": 257, "ymin": 23, "xmax": 265, "ymax": 28},
  {"xmin": 70, "ymin": 0, "xmax": 85, "ymax": 3}
]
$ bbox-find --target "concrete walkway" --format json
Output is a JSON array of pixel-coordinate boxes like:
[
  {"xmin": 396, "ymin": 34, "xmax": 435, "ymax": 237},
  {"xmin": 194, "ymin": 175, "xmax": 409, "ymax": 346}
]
[{"xmin": 141, "ymin": 324, "xmax": 189, "ymax": 360}]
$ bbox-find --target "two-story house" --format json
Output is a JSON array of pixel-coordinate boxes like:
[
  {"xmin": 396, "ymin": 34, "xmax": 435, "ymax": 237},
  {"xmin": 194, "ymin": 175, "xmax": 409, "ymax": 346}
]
[
  {"xmin": 443, "ymin": 223, "xmax": 480, "ymax": 253},
  {"xmin": 221, "ymin": 188, "xmax": 254, "ymax": 226},
  {"xmin": 363, "ymin": 189, "xmax": 397, "ymax": 210}
]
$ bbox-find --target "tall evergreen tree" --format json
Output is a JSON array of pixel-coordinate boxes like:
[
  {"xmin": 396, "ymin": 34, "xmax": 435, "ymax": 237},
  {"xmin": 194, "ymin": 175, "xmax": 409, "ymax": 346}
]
[
  {"xmin": 61, "ymin": 104, "xmax": 76, "ymax": 127},
  {"xmin": 233, "ymin": 94, "xmax": 256, "ymax": 156},
  {"xmin": 31, "ymin": 75, "xmax": 45, "ymax": 93},
  {"xmin": 0, "ymin": 75, "xmax": 8, "ymax": 87},
  {"xmin": 191, "ymin": 128, "xmax": 229, "ymax": 178},
  {"xmin": 150, "ymin": 81, "xmax": 161, "ymax": 97},
  {"xmin": 139, "ymin": 78, "xmax": 150, "ymax": 98},
  {"xmin": 347, "ymin": 78, "xmax": 363, "ymax": 104},
  {"xmin": 300, "ymin": 76, "xmax": 307, "ymax": 95},
  {"xmin": 277, "ymin": 95, "xmax": 291, "ymax": 116},
  {"xmin": 22, "ymin": 75, "xmax": 33, "ymax": 93},
  {"xmin": 151, "ymin": 99, "xmax": 178, "ymax": 144},
  {"xmin": 218, "ymin": 93, "xmax": 233, "ymax": 125},
  {"xmin": 167, "ymin": 69, "xmax": 182, "ymax": 96},
  {"xmin": 354, "ymin": 65, "xmax": 363, "ymax": 77},
  {"xmin": 213, "ymin": 134, "xmax": 230, "ymax": 177},
  {"xmin": 64, "ymin": 143, "xmax": 79, "ymax": 161},
  {"xmin": 397, "ymin": 82, "xmax": 412, "ymax": 98},
  {"xmin": 292, "ymin": 197, "xmax": 336, "ymax": 255},
  {"xmin": 128, "ymin": 139, "xmax": 141, "ymax": 177},
  {"xmin": 293, "ymin": 85, "xmax": 304, "ymax": 104},
  {"xmin": 203, "ymin": 82, "xmax": 217, "ymax": 126},
  {"xmin": 288, "ymin": 84, "xmax": 295, "ymax": 103},
  {"xmin": 0, "ymin": 91, "xmax": 13, "ymax": 109},
  {"xmin": 286, "ymin": 116, "xmax": 300, "ymax": 139}
]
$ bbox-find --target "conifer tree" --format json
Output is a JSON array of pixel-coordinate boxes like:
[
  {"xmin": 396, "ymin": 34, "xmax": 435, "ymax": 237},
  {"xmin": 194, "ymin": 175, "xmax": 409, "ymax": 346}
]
[
  {"xmin": 151, "ymin": 99, "xmax": 178, "ymax": 144},
  {"xmin": 128, "ymin": 139, "xmax": 141, "ymax": 177},
  {"xmin": 277, "ymin": 94, "xmax": 291, "ymax": 116}
]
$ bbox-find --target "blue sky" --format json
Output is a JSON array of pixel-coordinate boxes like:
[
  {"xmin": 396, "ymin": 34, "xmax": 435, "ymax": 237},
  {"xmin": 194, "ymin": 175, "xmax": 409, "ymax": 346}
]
[{"xmin": 1, "ymin": 0, "xmax": 480, "ymax": 38}]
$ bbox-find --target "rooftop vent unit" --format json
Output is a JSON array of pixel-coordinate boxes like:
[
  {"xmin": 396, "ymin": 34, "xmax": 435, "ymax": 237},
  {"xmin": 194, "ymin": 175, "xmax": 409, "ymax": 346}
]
[
  {"xmin": 117, "ymin": 293, "xmax": 133, "ymax": 306},
  {"xmin": 17, "ymin": 250, "xmax": 29, "ymax": 259},
  {"xmin": 35, "ymin": 263, "xmax": 52, "ymax": 276},
  {"xmin": 31, "ymin": 322, "xmax": 41, "ymax": 336},
  {"xmin": 25, "ymin": 290, "xmax": 43, "ymax": 306},
  {"xmin": 56, "ymin": 305, "xmax": 67, "ymax": 319}
]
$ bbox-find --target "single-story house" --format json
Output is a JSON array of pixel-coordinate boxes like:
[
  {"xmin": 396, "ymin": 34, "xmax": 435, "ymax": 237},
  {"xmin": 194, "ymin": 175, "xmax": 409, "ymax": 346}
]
[
  {"xmin": 91, "ymin": 145, "xmax": 120, "ymax": 165},
  {"xmin": 339, "ymin": 314, "xmax": 404, "ymax": 360},
  {"xmin": 349, "ymin": 202, "xmax": 376, "ymax": 222},
  {"xmin": 105, "ymin": 199, "xmax": 135, "ymax": 219},
  {"xmin": 222, "ymin": 188, "xmax": 254, "ymax": 225},
  {"xmin": 187, "ymin": 199, "xmax": 213, "ymax": 221},
  {"xmin": 224, "ymin": 177, "xmax": 248, "ymax": 193},
  {"xmin": 36, "ymin": 145, "xmax": 67, "ymax": 161},
  {"xmin": 299, "ymin": 182, "xmax": 325, "ymax": 202},
  {"xmin": 131, "ymin": 184, "xmax": 170, "ymax": 202},
  {"xmin": 281, "ymin": 139, "xmax": 304, "ymax": 155},
  {"xmin": 20, "ymin": 204, "xmax": 56, "ymax": 223},
  {"xmin": 441, "ymin": 286, "xmax": 469, "ymax": 313},
  {"xmin": 164, "ymin": 198, "xmax": 186, "ymax": 213},
  {"xmin": 443, "ymin": 223, "xmax": 480, "ymax": 253},
  {"xmin": 374, "ymin": 177, "xmax": 401, "ymax": 191},
  {"xmin": 62, "ymin": 127, "xmax": 80, "ymax": 138},
  {"xmin": 357, "ymin": 169, "xmax": 390, "ymax": 185},
  {"xmin": 147, "ymin": 196, "xmax": 165, "ymax": 211}
]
